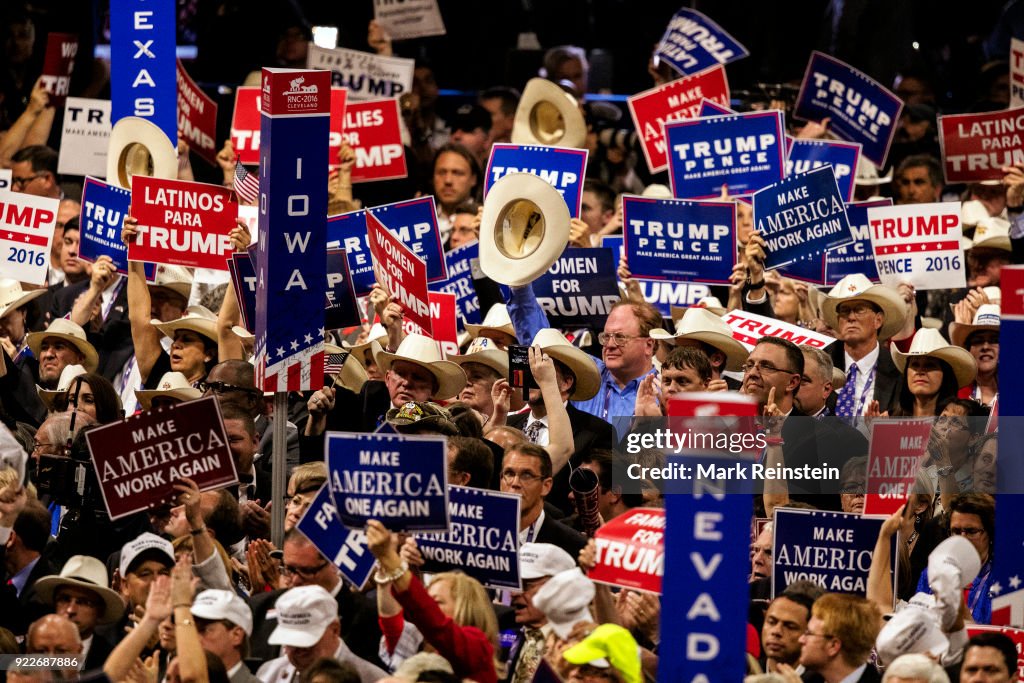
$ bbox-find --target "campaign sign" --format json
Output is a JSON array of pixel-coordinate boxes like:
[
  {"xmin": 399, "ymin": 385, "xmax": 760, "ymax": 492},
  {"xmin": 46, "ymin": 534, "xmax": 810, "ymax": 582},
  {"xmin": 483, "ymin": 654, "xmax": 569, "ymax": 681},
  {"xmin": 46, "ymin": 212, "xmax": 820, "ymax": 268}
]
[
  {"xmin": 627, "ymin": 66, "xmax": 731, "ymax": 173},
  {"xmin": 328, "ymin": 197, "xmax": 447, "ymax": 295},
  {"xmin": 40, "ymin": 33, "xmax": 77, "ymax": 107},
  {"xmin": 327, "ymin": 431, "xmax": 449, "ymax": 532},
  {"xmin": 307, "ymin": 44, "xmax": 415, "ymax": 102},
  {"xmin": 110, "ymin": 0, "xmax": 177, "ymax": 145},
  {"xmin": 367, "ymin": 212, "xmax": 433, "ymax": 334},
  {"xmin": 129, "ymin": 177, "xmax": 238, "ymax": 270},
  {"xmin": 343, "ymin": 99, "xmax": 408, "ymax": 182},
  {"xmin": 485, "ymin": 145, "xmax": 589, "ymax": 218},
  {"xmin": 230, "ymin": 87, "xmax": 261, "ymax": 166},
  {"xmin": 623, "ymin": 195, "xmax": 735, "ymax": 283},
  {"xmin": 602, "ymin": 235, "xmax": 624, "ymax": 260},
  {"xmin": 401, "ymin": 291, "xmax": 459, "ymax": 356},
  {"xmin": 227, "ymin": 252, "xmax": 256, "ymax": 332},
  {"xmin": 655, "ymin": 7, "xmax": 749, "ymax": 76},
  {"xmin": 824, "ymin": 199, "xmax": 891, "ymax": 285},
  {"xmin": 754, "ymin": 166, "xmax": 853, "ymax": 274},
  {"xmin": 0, "ymin": 190, "xmax": 58, "ymax": 285},
  {"xmin": 254, "ymin": 68, "xmax": 331, "ymax": 393},
  {"xmin": 297, "ymin": 484, "xmax": 376, "ymax": 589},
  {"xmin": 527, "ymin": 248, "xmax": 621, "ymax": 330},
  {"xmin": 1013, "ymin": 38, "xmax": 1024, "ymax": 107},
  {"xmin": 325, "ymin": 248, "xmax": 361, "ymax": 330},
  {"xmin": 86, "ymin": 396, "xmax": 237, "ymax": 521},
  {"xmin": 794, "ymin": 52, "xmax": 902, "ymax": 166},
  {"xmin": 80, "ymin": 177, "xmax": 133, "ymax": 273},
  {"xmin": 0, "ymin": 170, "xmax": 10, "ymax": 192},
  {"xmin": 939, "ymin": 108, "xmax": 1024, "ymax": 183},
  {"xmin": 176, "ymin": 60, "xmax": 218, "ymax": 166},
  {"xmin": 373, "ymin": 0, "xmax": 446, "ymax": 40},
  {"xmin": 417, "ymin": 486, "xmax": 521, "ymax": 591},
  {"xmin": 699, "ymin": 98, "xmax": 734, "ymax": 116},
  {"xmin": 665, "ymin": 110, "xmax": 786, "ymax": 199},
  {"xmin": 328, "ymin": 88, "xmax": 349, "ymax": 168},
  {"xmin": 58, "ymin": 98, "xmax": 112, "ymax": 178},
  {"xmin": 863, "ymin": 420, "xmax": 933, "ymax": 517},
  {"xmin": 637, "ymin": 279, "xmax": 711, "ymax": 316},
  {"xmin": 867, "ymin": 202, "xmax": 966, "ymax": 291},
  {"xmin": 772, "ymin": 508, "xmax": 884, "ymax": 597},
  {"xmin": 589, "ymin": 509, "xmax": 665, "ymax": 594},
  {"xmin": 722, "ymin": 309, "xmax": 835, "ymax": 351},
  {"xmin": 432, "ymin": 240, "xmax": 482, "ymax": 329},
  {"xmin": 786, "ymin": 138, "xmax": 861, "ymax": 202}
]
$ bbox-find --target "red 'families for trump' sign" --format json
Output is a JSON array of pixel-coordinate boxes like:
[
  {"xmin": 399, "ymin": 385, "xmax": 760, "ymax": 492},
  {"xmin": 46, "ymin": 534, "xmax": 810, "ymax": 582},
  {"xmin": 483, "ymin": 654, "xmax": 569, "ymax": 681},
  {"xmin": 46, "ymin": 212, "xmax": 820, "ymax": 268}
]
[
  {"xmin": 86, "ymin": 397, "xmax": 238, "ymax": 520},
  {"xmin": 128, "ymin": 176, "xmax": 238, "ymax": 270},
  {"xmin": 589, "ymin": 508, "xmax": 665, "ymax": 594}
]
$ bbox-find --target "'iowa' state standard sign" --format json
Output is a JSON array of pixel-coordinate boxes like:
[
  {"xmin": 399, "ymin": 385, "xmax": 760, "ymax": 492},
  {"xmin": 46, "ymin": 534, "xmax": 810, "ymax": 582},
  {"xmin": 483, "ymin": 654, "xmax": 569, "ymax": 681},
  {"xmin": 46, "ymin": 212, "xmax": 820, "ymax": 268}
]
[{"xmin": 254, "ymin": 68, "xmax": 330, "ymax": 393}]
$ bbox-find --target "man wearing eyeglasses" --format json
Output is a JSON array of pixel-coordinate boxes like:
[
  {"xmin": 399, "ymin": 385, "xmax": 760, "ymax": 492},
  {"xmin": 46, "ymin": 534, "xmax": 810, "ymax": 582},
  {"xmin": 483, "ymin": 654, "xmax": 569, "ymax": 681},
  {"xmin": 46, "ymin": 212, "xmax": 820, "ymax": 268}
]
[
  {"xmin": 796, "ymin": 593, "xmax": 882, "ymax": 683},
  {"xmin": 10, "ymin": 145, "xmax": 61, "ymax": 199},
  {"xmin": 247, "ymin": 529, "xmax": 384, "ymax": 670}
]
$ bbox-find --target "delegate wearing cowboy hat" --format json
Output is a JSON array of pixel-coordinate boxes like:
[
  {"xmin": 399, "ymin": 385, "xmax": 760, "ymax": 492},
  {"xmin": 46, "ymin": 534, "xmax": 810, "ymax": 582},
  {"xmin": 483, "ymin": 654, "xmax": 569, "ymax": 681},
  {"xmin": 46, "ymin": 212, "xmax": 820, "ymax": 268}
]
[
  {"xmin": 323, "ymin": 343, "xmax": 369, "ymax": 394},
  {"xmin": 25, "ymin": 319, "xmax": 100, "ymax": 374},
  {"xmin": 950, "ymin": 304, "xmax": 1000, "ymax": 349},
  {"xmin": 670, "ymin": 296, "xmax": 727, "ymax": 320},
  {"xmin": 36, "ymin": 364, "xmax": 87, "ymax": 410},
  {"xmin": 0, "ymin": 279, "xmax": 45, "ymax": 323},
  {"xmin": 464, "ymin": 304, "xmax": 518, "ymax": 344},
  {"xmin": 150, "ymin": 305, "xmax": 219, "ymax": 342},
  {"xmin": 892, "ymin": 328, "xmax": 978, "ymax": 389},
  {"xmin": 375, "ymin": 333, "xmax": 467, "ymax": 401},
  {"xmin": 449, "ymin": 336, "xmax": 510, "ymax": 378},
  {"xmin": 134, "ymin": 371, "xmax": 202, "ymax": 410},
  {"xmin": 650, "ymin": 307, "xmax": 749, "ymax": 372},
  {"xmin": 821, "ymin": 273, "xmax": 908, "ymax": 341},
  {"xmin": 34, "ymin": 555, "xmax": 126, "ymax": 625},
  {"xmin": 530, "ymin": 328, "xmax": 601, "ymax": 400}
]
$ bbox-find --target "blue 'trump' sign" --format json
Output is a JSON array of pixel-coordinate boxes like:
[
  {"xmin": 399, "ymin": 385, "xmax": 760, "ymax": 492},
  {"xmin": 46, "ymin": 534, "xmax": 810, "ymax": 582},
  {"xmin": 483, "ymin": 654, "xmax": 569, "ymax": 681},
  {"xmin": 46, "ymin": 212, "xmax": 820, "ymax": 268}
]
[
  {"xmin": 485, "ymin": 144, "xmax": 589, "ymax": 218},
  {"xmin": 297, "ymin": 484, "xmax": 376, "ymax": 589},
  {"xmin": 786, "ymin": 137, "xmax": 862, "ymax": 202},
  {"xmin": 432, "ymin": 240, "xmax": 481, "ymax": 329},
  {"xmin": 80, "ymin": 177, "xmax": 133, "ymax": 273},
  {"xmin": 655, "ymin": 8, "xmax": 749, "ymax": 76}
]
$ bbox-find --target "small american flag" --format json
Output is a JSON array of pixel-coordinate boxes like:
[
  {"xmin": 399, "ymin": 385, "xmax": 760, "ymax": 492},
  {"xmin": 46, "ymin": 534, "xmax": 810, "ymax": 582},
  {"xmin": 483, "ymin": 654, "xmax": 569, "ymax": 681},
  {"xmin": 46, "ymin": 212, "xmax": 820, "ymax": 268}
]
[
  {"xmin": 234, "ymin": 158, "xmax": 260, "ymax": 204},
  {"xmin": 324, "ymin": 351, "xmax": 349, "ymax": 376}
]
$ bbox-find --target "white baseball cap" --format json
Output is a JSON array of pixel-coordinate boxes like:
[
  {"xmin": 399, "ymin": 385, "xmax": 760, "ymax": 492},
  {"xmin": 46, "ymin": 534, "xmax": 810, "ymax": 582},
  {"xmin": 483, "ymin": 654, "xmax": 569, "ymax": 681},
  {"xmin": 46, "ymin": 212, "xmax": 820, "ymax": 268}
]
[
  {"xmin": 119, "ymin": 532, "xmax": 175, "ymax": 577},
  {"xmin": 875, "ymin": 606, "xmax": 949, "ymax": 666},
  {"xmin": 533, "ymin": 568, "xmax": 595, "ymax": 639},
  {"xmin": 268, "ymin": 585, "xmax": 337, "ymax": 648},
  {"xmin": 520, "ymin": 542, "xmax": 576, "ymax": 580},
  {"xmin": 191, "ymin": 589, "xmax": 254, "ymax": 636}
]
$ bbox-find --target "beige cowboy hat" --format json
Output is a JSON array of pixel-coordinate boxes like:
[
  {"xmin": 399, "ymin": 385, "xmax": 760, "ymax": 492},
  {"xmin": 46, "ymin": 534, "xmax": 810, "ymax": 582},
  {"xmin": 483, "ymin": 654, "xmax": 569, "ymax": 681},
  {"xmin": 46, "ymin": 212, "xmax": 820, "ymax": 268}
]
[
  {"xmin": 134, "ymin": 372, "xmax": 202, "ymax": 410},
  {"xmin": 963, "ymin": 217, "xmax": 1011, "ymax": 252},
  {"xmin": 854, "ymin": 156, "xmax": 893, "ymax": 187},
  {"xmin": 25, "ymin": 319, "xmax": 99, "ymax": 373},
  {"xmin": 511, "ymin": 78, "xmax": 588, "ymax": 149},
  {"xmin": 891, "ymin": 328, "xmax": 978, "ymax": 389},
  {"xmin": 36, "ymin": 364, "xmax": 87, "ymax": 409},
  {"xmin": 342, "ymin": 323, "xmax": 388, "ymax": 356},
  {"xmin": 106, "ymin": 117, "xmax": 178, "ymax": 190},
  {"xmin": 464, "ymin": 304, "xmax": 516, "ymax": 341},
  {"xmin": 961, "ymin": 200, "xmax": 990, "ymax": 229},
  {"xmin": 151, "ymin": 305, "xmax": 218, "ymax": 343},
  {"xmin": 449, "ymin": 336, "xmax": 510, "ymax": 377},
  {"xmin": 149, "ymin": 264, "xmax": 194, "ymax": 300},
  {"xmin": 950, "ymin": 304, "xmax": 1000, "ymax": 349},
  {"xmin": 530, "ymin": 328, "xmax": 600, "ymax": 400},
  {"xmin": 376, "ymin": 333, "xmax": 467, "ymax": 401},
  {"xmin": 0, "ymin": 279, "xmax": 45, "ymax": 320},
  {"xmin": 324, "ymin": 343, "xmax": 369, "ymax": 393},
  {"xmin": 230, "ymin": 325, "xmax": 254, "ymax": 341},
  {"xmin": 34, "ymin": 555, "xmax": 126, "ymax": 625},
  {"xmin": 820, "ymin": 274, "xmax": 907, "ymax": 341},
  {"xmin": 670, "ymin": 296, "xmax": 727, "ymax": 321},
  {"xmin": 650, "ymin": 307, "xmax": 749, "ymax": 372},
  {"xmin": 479, "ymin": 173, "xmax": 570, "ymax": 287}
]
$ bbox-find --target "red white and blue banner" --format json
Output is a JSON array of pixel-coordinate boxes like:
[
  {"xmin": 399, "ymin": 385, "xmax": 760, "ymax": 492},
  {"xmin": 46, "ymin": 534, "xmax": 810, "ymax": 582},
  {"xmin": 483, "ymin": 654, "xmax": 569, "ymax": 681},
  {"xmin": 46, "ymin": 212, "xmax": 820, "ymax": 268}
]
[
  {"xmin": 867, "ymin": 201, "xmax": 965, "ymax": 291},
  {"xmin": 654, "ymin": 8, "xmax": 749, "ymax": 76},
  {"xmin": 666, "ymin": 110, "xmax": 786, "ymax": 199},
  {"xmin": 786, "ymin": 137, "xmax": 861, "ymax": 202},
  {"xmin": 824, "ymin": 199, "xmax": 891, "ymax": 285},
  {"xmin": 254, "ymin": 68, "xmax": 330, "ymax": 393},
  {"xmin": 297, "ymin": 484, "xmax": 376, "ymax": 589},
  {"xmin": 485, "ymin": 144, "xmax": 589, "ymax": 218},
  {"xmin": 432, "ymin": 240, "xmax": 482, "ymax": 329},
  {"xmin": 327, "ymin": 431, "xmax": 449, "ymax": 532},
  {"xmin": 627, "ymin": 66, "xmax": 731, "ymax": 174},
  {"xmin": 80, "ymin": 177, "xmax": 132, "ymax": 273},
  {"xmin": 417, "ymin": 486, "xmax": 521, "ymax": 591},
  {"xmin": 110, "ymin": 0, "xmax": 177, "ymax": 145},
  {"xmin": 327, "ymin": 196, "xmax": 447, "ymax": 295},
  {"xmin": 622, "ymin": 195, "xmax": 735, "ymax": 283},
  {"xmin": 0, "ymin": 191, "xmax": 58, "ymax": 285},
  {"xmin": 794, "ymin": 52, "xmax": 903, "ymax": 167},
  {"xmin": 753, "ymin": 166, "xmax": 853, "ymax": 271}
]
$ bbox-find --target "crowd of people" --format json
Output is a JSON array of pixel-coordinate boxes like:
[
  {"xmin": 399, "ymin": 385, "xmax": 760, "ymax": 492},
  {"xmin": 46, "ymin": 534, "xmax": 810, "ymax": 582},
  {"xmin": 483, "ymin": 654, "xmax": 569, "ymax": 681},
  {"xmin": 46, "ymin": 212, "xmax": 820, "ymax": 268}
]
[{"xmin": 0, "ymin": 1, "xmax": 1022, "ymax": 682}]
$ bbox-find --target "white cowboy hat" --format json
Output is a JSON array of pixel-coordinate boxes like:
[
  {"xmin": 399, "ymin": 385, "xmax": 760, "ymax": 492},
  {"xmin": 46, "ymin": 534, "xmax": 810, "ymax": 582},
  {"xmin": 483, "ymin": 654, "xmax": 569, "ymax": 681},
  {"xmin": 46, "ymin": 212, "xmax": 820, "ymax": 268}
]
[
  {"xmin": 950, "ymin": 304, "xmax": 1000, "ymax": 349},
  {"xmin": 34, "ymin": 555, "xmax": 126, "ymax": 625},
  {"xmin": 531, "ymin": 328, "xmax": 600, "ymax": 400},
  {"xmin": 449, "ymin": 337, "xmax": 510, "ymax": 377},
  {"xmin": 963, "ymin": 217, "xmax": 1011, "ymax": 252},
  {"xmin": 961, "ymin": 200, "xmax": 991, "ymax": 228},
  {"xmin": 134, "ymin": 372, "xmax": 202, "ymax": 410},
  {"xmin": 854, "ymin": 157, "xmax": 893, "ymax": 186},
  {"xmin": 25, "ymin": 319, "xmax": 99, "ymax": 373},
  {"xmin": 151, "ymin": 305, "xmax": 218, "ymax": 343},
  {"xmin": 820, "ymin": 274, "xmax": 907, "ymax": 341},
  {"xmin": 641, "ymin": 183, "xmax": 673, "ymax": 199},
  {"xmin": 891, "ymin": 328, "xmax": 978, "ymax": 389},
  {"xmin": 230, "ymin": 325, "xmax": 254, "ymax": 340},
  {"xmin": 479, "ymin": 173, "xmax": 570, "ymax": 287},
  {"xmin": 0, "ymin": 279, "xmax": 45, "ymax": 320},
  {"xmin": 671, "ymin": 296, "xmax": 726, "ymax": 320},
  {"xmin": 324, "ymin": 343, "xmax": 369, "ymax": 393},
  {"xmin": 342, "ymin": 323, "xmax": 388, "ymax": 355},
  {"xmin": 106, "ymin": 117, "xmax": 178, "ymax": 190},
  {"xmin": 149, "ymin": 264, "xmax": 194, "ymax": 300},
  {"xmin": 464, "ymin": 304, "xmax": 516, "ymax": 341},
  {"xmin": 376, "ymin": 333, "xmax": 467, "ymax": 401},
  {"xmin": 36, "ymin": 364, "xmax": 87, "ymax": 409},
  {"xmin": 511, "ymin": 78, "xmax": 588, "ymax": 149},
  {"xmin": 650, "ymin": 307, "xmax": 749, "ymax": 372}
]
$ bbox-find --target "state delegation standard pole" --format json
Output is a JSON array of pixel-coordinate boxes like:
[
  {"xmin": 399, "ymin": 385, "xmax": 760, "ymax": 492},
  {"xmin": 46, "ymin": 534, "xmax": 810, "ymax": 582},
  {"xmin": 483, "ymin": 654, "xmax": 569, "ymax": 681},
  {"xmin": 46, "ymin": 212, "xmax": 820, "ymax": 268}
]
[{"xmin": 271, "ymin": 391, "xmax": 288, "ymax": 547}]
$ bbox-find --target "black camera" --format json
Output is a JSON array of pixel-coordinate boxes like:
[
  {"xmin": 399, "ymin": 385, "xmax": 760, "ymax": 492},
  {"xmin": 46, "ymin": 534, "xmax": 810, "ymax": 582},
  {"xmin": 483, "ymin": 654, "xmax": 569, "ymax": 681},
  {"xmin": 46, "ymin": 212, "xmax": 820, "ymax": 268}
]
[{"xmin": 34, "ymin": 426, "xmax": 105, "ymax": 514}]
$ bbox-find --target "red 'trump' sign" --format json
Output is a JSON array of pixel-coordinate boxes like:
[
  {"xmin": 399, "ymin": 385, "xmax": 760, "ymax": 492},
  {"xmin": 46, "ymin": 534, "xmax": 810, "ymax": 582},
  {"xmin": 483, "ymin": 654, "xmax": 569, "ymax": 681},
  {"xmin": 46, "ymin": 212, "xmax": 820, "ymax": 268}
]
[{"xmin": 589, "ymin": 508, "xmax": 665, "ymax": 594}]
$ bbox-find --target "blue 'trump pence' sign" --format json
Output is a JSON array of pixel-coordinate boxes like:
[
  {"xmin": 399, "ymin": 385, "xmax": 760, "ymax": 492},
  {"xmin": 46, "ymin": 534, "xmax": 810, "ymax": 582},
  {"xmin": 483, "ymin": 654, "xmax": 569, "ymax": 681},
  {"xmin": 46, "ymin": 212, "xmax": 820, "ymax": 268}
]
[
  {"xmin": 786, "ymin": 137, "xmax": 862, "ymax": 202},
  {"xmin": 485, "ymin": 144, "xmax": 589, "ymax": 218},
  {"xmin": 655, "ymin": 8, "xmax": 749, "ymax": 76},
  {"xmin": 666, "ymin": 111, "xmax": 786, "ymax": 199},
  {"xmin": 80, "ymin": 177, "xmax": 133, "ymax": 273}
]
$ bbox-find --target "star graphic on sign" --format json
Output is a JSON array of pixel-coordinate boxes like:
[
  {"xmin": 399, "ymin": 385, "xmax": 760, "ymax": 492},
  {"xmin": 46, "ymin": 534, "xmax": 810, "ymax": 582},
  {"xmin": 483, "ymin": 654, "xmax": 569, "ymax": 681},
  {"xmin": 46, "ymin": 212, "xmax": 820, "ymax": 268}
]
[
  {"xmin": 318, "ymin": 327, "xmax": 325, "ymax": 337},
  {"xmin": 1011, "ymin": 576, "xmax": 1022, "ymax": 590},
  {"xmin": 276, "ymin": 347, "xmax": 286, "ymax": 358},
  {"xmin": 991, "ymin": 581, "xmax": 1003, "ymax": 596},
  {"xmin": 290, "ymin": 339, "xmax": 299, "ymax": 350},
  {"xmin": 304, "ymin": 333, "xmax": 312, "ymax": 344}
]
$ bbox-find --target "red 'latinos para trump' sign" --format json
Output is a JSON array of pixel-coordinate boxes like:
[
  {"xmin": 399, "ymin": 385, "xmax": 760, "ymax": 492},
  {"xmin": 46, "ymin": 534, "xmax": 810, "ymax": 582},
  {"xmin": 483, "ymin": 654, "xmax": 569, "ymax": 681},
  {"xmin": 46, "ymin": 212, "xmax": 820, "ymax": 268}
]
[{"xmin": 938, "ymin": 108, "xmax": 1024, "ymax": 183}]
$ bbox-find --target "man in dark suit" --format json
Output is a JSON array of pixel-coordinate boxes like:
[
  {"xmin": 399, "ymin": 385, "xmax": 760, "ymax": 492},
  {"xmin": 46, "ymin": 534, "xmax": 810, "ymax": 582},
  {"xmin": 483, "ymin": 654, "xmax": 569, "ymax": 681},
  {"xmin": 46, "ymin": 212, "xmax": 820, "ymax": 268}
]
[
  {"xmin": 0, "ymin": 501, "xmax": 57, "ymax": 636},
  {"xmin": 798, "ymin": 593, "xmax": 882, "ymax": 683},
  {"xmin": 248, "ymin": 529, "xmax": 384, "ymax": 669},
  {"xmin": 499, "ymin": 443, "xmax": 586, "ymax": 559}
]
